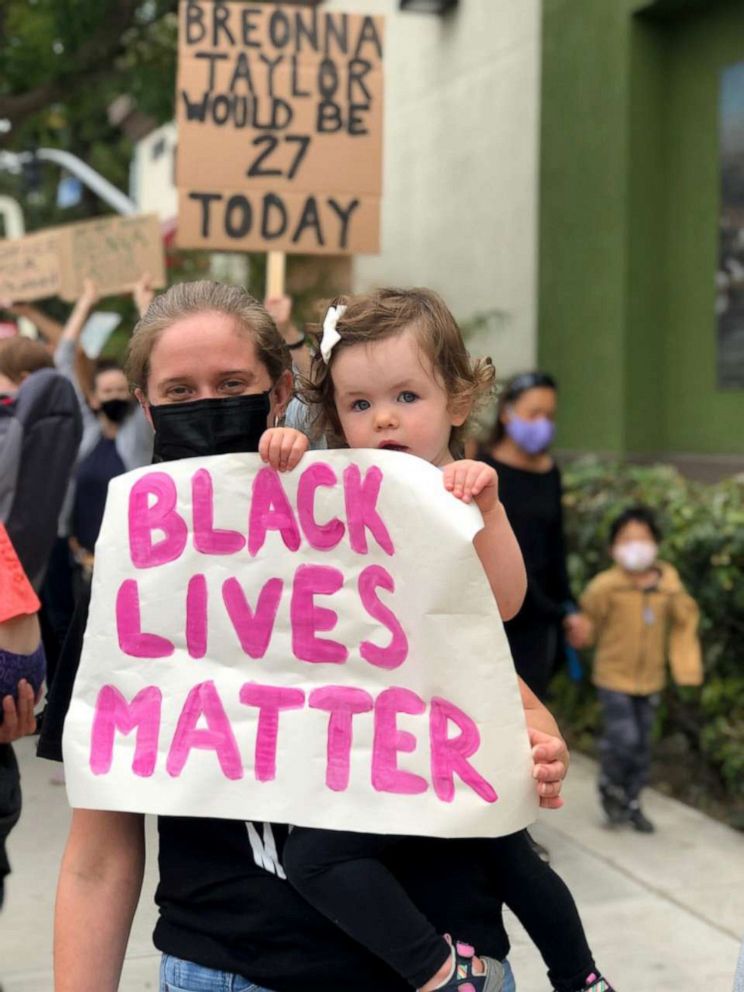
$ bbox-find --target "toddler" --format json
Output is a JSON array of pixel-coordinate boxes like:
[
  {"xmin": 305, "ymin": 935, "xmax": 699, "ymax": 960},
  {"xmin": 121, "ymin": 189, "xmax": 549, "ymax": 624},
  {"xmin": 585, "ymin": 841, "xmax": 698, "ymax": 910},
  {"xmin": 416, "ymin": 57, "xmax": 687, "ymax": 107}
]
[
  {"xmin": 574, "ymin": 505, "xmax": 703, "ymax": 833},
  {"xmin": 259, "ymin": 288, "xmax": 614, "ymax": 992}
]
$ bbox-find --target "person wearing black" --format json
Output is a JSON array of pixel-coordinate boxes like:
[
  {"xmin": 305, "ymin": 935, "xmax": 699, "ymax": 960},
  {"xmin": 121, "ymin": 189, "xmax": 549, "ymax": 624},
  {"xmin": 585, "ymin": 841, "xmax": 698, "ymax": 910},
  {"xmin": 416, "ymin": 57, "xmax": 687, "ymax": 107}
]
[
  {"xmin": 48, "ymin": 284, "xmax": 583, "ymax": 992},
  {"xmin": 479, "ymin": 373, "xmax": 582, "ymax": 701}
]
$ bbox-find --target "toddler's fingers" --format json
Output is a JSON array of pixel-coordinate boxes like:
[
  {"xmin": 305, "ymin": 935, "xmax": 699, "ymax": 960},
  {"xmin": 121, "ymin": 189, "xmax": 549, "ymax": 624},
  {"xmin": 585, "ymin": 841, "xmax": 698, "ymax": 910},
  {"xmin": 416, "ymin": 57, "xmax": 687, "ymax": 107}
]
[
  {"xmin": 539, "ymin": 795, "xmax": 564, "ymax": 811},
  {"xmin": 258, "ymin": 429, "xmax": 274, "ymax": 463},
  {"xmin": 285, "ymin": 434, "xmax": 308, "ymax": 470}
]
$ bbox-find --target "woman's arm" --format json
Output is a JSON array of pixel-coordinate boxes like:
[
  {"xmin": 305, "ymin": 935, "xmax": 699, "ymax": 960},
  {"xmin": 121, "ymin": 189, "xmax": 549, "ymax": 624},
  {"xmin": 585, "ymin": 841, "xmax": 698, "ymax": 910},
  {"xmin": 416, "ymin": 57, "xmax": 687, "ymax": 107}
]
[
  {"xmin": 55, "ymin": 809, "xmax": 145, "ymax": 992},
  {"xmin": 4, "ymin": 302, "xmax": 65, "ymax": 347}
]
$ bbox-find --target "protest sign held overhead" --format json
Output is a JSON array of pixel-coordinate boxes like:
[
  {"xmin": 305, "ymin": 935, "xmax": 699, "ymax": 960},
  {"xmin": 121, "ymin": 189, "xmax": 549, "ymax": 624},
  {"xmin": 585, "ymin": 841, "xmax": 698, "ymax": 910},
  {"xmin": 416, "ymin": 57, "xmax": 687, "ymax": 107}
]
[
  {"xmin": 57, "ymin": 214, "xmax": 166, "ymax": 302},
  {"xmin": 0, "ymin": 215, "xmax": 165, "ymax": 305},
  {"xmin": 64, "ymin": 450, "xmax": 536, "ymax": 838},
  {"xmin": 0, "ymin": 230, "xmax": 63, "ymax": 302},
  {"xmin": 176, "ymin": 2, "xmax": 384, "ymax": 255}
]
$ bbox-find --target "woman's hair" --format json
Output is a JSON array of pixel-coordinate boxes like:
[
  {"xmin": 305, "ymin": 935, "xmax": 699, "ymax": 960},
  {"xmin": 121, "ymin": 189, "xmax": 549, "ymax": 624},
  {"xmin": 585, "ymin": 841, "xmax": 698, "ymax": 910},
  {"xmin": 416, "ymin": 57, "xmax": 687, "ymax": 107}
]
[
  {"xmin": 609, "ymin": 505, "xmax": 662, "ymax": 545},
  {"xmin": 300, "ymin": 287, "xmax": 495, "ymax": 450},
  {"xmin": 125, "ymin": 281, "xmax": 291, "ymax": 393},
  {"xmin": 0, "ymin": 336, "xmax": 54, "ymax": 384},
  {"xmin": 488, "ymin": 370, "xmax": 558, "ymax": 444}
]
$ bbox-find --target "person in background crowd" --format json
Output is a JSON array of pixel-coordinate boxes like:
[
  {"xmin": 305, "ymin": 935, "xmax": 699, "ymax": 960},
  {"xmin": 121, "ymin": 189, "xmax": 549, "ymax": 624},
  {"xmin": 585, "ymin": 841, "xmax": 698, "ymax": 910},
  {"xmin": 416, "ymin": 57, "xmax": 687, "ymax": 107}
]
[
  {"xmin": 0, "ymin": 341, "xmax": 81, "ymax": 951},
  {"xmin": 569, "ymin": 505, "xmax": 703, "ymax": 833},
  {"xmin": 478, "ymin": 372, "xmax": 583, "ymax": 701},
  {"xmin": 55, "ymin": 278, "xmax": 153, "ymax": 585}
]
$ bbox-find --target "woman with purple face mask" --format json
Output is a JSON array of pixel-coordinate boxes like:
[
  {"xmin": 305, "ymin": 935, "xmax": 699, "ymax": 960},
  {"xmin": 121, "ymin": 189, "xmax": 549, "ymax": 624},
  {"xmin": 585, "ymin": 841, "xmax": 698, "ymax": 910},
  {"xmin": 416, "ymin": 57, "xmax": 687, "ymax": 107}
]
[{"xmin": 478, "ymin": 373, "xmax": 579, "ymax": 701}]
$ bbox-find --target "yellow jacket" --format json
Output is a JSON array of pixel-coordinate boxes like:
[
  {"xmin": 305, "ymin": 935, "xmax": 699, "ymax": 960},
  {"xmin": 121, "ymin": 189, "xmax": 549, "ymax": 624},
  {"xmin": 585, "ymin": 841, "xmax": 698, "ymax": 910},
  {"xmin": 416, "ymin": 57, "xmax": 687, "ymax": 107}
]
[{"xmin": 580, "ymin": 562, "xmax": 703, "ymax": 696}]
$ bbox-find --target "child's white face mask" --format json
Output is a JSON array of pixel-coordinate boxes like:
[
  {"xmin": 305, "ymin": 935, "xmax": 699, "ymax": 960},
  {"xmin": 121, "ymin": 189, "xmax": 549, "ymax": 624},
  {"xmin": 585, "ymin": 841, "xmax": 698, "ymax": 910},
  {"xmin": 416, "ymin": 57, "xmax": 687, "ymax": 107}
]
[{"xmin": 613, "ymin": 540, "xmax": 658, "ymax": 573}]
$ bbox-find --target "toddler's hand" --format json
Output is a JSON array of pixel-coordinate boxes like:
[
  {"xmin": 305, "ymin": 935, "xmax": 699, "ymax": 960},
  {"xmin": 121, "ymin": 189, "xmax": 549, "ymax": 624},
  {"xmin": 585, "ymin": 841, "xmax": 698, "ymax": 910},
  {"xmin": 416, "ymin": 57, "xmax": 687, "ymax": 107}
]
[
  {"xmin": 443, "ymin": 460, "xmax": 499, "ymax": 515},
  {"xmin": 259, "ymin": 427, "xmax": 309, "ymax": 472}
]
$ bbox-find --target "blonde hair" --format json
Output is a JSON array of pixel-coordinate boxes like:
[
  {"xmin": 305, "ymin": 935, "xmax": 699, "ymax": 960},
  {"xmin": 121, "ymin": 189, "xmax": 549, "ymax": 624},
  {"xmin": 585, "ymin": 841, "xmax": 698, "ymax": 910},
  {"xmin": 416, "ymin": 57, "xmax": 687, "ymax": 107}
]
[
  {"xmin": 301, "ymin": 287, "xmax": 495, "ymax": 450},
  {"xmin": 125, "ymin": 281, "xmax": 291, "ymax": 393}
]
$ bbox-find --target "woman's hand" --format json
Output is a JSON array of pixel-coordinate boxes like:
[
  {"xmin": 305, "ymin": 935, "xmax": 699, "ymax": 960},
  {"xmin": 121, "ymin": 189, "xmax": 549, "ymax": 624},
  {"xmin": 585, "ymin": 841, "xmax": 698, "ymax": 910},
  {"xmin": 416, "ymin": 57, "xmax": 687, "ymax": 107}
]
[
  {"xmin": 442, "ymin": 460, "xmax": 499, "ymax": 514},
  {"xmin": 529, "ymin": 727, "xmax": 569, "ymax": 810},
  {"xmin": 0, "ymin": 680, "xmax": 37, "ymax": 742},
  {"xmin": 259, "ymin": 427, "xmax": 309, "ymax": 472}
]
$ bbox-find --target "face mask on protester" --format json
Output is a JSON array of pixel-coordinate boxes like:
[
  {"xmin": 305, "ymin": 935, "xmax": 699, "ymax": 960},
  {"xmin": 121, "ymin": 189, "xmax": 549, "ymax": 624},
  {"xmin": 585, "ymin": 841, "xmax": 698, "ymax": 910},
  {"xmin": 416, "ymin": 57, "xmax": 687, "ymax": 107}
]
[
  {"xmin": 149, "ymin": 392, "xmax": 272, "ymax": 463},
  {"xmin": 100, "ymin": 398, "xmax": 133, "ymax": 424},
  {"xmin": 613, "ymin": 540, "xmax": 658, "ymax": 573},
  {"xmin": 504, "ymin": 413, "xmax": 556, "ymax": 455}
]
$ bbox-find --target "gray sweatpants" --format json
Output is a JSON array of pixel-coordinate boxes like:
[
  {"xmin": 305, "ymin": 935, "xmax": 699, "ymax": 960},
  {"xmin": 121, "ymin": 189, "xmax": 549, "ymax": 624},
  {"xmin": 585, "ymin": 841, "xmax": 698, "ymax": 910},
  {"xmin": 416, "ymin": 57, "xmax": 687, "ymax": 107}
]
[{"xmin": 597, "ymin": 688, "xmax": 659, "ymax": 801}]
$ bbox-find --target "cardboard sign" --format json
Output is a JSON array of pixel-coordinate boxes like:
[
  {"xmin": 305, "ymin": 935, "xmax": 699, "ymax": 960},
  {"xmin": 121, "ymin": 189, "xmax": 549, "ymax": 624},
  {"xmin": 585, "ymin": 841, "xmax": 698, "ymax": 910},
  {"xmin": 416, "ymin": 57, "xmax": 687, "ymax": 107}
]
[
  {"xmin": 0, "ymin": 231, "xmax": 63, "ymax": 302},
  {"xmin": 176, "ymin": 2, "xmax": 384, "ymax": 255},
  {"xmin": 64, "ymin": 451, "xmax": 536, "ymax": 838},
  {"xmin": 57, "ymin": 214, "xmax": 166, "ymax": 302},
  {"xmin": 0, "ymin": 215, "xmax": 165, "ymax": 305}
]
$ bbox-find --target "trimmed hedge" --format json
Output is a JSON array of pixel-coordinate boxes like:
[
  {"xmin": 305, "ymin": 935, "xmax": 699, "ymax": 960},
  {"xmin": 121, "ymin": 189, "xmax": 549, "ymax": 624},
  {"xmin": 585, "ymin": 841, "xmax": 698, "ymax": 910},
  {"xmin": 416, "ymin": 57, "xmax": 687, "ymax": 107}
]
[{"xmin": 554, "ymin": 458, "xmax": 744, "ymax": 826}]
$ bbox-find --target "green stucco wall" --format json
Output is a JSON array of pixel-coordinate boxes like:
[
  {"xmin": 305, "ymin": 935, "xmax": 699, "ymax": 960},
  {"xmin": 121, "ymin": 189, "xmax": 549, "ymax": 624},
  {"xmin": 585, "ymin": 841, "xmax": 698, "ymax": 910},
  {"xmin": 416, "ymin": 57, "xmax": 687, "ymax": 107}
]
[{"xmin": 539, "ymin": 0, "xmax": 744, "ymax": 456}]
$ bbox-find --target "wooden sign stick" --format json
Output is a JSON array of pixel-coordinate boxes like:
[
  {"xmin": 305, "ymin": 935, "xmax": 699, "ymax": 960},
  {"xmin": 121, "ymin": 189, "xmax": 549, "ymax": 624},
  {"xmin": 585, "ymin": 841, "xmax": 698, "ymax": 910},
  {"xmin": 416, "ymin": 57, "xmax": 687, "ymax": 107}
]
[{"xmin": 265, "ymin": 251, "xmax": 286, "ymax": 299}]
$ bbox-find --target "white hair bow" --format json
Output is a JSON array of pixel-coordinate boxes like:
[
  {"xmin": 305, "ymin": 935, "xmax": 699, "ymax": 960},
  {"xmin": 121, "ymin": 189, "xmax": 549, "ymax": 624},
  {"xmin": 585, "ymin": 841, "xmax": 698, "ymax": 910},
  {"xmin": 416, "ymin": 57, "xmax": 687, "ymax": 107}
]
[{"xmin": 320, "ymin": 304, "xmax": 347, "ymax": 364}]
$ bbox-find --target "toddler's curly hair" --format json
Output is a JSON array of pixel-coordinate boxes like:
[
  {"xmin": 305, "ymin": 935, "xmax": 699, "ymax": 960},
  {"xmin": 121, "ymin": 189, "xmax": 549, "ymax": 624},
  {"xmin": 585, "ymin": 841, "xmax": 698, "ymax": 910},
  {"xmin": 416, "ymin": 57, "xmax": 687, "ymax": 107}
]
[{"xmin": 300, "ymin": 287, "xmax": 495, "ymax": 452}]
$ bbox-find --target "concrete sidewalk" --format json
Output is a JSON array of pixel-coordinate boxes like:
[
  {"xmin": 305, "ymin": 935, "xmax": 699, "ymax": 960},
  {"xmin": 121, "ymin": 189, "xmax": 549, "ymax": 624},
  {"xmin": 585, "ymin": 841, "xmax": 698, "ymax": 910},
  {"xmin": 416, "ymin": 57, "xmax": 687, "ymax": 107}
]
[{"xmin": 2, "ymin": 737, "xmax": 742, "ymax": 991}]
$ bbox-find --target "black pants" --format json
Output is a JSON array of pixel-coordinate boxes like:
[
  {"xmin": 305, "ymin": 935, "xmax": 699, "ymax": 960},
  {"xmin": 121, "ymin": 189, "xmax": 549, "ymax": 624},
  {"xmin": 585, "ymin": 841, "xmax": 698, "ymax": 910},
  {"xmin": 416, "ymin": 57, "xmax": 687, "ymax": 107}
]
[
  {"xmin": 284, "ymin": 827, "xmax": 595, "ymax": 990},
  {"xmin": 0, "ymin": 744, "xmax": 21, "ymax": 910},
  {"xmin": 598, "ymin": 689, "xmax": 659, "ymax": 801}
]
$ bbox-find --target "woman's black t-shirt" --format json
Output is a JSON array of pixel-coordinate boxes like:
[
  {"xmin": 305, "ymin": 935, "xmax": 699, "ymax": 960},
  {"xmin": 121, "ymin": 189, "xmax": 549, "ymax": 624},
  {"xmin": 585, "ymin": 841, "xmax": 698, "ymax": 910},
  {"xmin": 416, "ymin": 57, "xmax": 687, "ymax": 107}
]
[{"xmin": 38, "ymin": 585, "xmax": 510, "ymax": 992}]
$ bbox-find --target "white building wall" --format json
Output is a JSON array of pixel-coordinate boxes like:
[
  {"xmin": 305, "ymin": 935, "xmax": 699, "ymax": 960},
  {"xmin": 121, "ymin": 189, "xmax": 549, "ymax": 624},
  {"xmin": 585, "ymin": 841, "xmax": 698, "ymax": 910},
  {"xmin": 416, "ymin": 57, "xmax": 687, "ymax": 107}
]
[{"xmin": 322, "ymin": 0, "xmax": 541, "ymax": 373}]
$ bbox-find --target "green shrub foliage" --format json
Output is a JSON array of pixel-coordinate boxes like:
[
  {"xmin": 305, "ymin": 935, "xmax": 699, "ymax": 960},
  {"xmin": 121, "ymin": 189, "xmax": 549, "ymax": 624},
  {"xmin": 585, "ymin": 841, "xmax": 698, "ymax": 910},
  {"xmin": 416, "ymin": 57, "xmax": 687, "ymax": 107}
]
[{"xmin": 557, "ymin": 458, "xmax": 744, "ymax": 817}]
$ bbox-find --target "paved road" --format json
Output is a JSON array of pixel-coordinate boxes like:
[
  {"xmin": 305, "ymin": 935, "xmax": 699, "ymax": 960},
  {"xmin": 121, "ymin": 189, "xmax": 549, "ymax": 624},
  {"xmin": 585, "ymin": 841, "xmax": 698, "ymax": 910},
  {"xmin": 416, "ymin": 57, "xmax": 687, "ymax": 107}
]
[{"xmin": 2, "ymin": 739, "xmax": 742, "ymax": 990}]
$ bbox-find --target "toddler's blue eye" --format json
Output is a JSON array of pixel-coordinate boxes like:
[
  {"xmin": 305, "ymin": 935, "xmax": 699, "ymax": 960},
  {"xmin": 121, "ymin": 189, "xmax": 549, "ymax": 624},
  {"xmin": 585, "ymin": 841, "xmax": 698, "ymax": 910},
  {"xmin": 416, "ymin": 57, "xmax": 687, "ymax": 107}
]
[
  {"xmin": 352, "ymin": 399, "xmax": 370, "ymax": 411},
  {"xmin": 398, "ymin": 391, "xmax": 417, "ymax": 403}
]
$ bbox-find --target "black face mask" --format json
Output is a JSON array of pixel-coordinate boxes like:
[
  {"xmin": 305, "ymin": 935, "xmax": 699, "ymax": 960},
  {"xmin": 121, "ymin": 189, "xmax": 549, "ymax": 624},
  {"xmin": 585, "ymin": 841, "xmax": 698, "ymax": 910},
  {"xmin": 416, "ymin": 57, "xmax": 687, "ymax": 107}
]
[
  {"xmin": 149, "ymin": 392, "xmax": 272, "ymax": 463},
  {"xmin": 100, "ymin": 398, "xmax": 133, "ymax": 424}
]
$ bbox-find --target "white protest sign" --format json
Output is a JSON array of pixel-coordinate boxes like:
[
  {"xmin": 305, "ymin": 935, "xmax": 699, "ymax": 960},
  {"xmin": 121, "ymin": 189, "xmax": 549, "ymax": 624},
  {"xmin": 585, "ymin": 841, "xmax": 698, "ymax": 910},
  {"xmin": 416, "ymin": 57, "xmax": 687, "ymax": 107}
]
[{"xmin": 64, "ymin": 450, "xmax": 536, "ymax": 838}]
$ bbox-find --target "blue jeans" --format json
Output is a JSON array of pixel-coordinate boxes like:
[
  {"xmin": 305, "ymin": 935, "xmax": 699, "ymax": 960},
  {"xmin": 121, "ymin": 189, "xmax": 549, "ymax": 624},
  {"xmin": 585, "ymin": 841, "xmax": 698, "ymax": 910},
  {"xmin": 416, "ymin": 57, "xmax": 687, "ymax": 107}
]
[
  {"xmin": 160, "ymin": 954, "xmax": 275, "ymax": 992},
  {"xmin": 501, "ymin": 957, "xmax": 516, "ymax": 992},
  {"xmin": 160, "ymin": 953, "xmax": 516, "ymax": 991}
]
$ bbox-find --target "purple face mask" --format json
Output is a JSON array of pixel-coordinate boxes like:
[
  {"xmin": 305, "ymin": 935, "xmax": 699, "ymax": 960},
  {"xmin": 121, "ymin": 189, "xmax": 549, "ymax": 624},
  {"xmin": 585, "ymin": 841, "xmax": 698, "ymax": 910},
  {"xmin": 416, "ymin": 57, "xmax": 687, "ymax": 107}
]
[{"xmin": 505, "ymin": 414, "xmax": 556, "ymax": 455}]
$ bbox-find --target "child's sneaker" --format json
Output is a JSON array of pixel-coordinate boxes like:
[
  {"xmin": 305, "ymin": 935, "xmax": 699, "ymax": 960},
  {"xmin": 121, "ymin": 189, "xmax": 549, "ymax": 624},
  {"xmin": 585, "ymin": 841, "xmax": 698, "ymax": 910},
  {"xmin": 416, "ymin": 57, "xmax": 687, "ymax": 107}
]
[
  {"xmin": 556, "ymin": 972, "xmax": 615, "ymax": 992},
  {"xmin": 435, "ymin": 939, "xmax": 504, "ymax": 991}
]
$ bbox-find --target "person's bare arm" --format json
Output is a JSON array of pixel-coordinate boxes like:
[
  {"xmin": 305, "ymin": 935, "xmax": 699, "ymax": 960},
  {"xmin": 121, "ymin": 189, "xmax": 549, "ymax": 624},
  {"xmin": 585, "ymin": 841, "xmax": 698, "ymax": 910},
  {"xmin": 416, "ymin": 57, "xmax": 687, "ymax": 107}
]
[
  {"xmin": 4, "ymin": 302, "xmax": 65, "ymax": 347},
  {"xmin": 133, "ymin": 272, "xmax": 155, "ymax": 318},
  {"xmin": 442, "ymin": 460, "xmax": 526, "ymax": 620},
  {"xmin": 60, "ymin": 280, "xmax": 98, "ymax": 345},
  {"xmin": 519, "ymin": 676, "xmax": 569, "ymax": 809},
  {"xmin": 55, "ymin": 809, "xmax": 145, "ymax": 992},
  {"xmin": 264, "ymin": 294, "xmax": 312, "ymax": 378}
]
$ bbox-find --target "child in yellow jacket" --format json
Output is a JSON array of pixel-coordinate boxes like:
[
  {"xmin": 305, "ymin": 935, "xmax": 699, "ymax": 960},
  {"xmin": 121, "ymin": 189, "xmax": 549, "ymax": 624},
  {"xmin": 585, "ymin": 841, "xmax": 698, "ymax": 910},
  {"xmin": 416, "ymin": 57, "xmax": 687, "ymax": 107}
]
[{"xmin": 571, "ymin": 506, "xmax": 703, "ymax": 833}]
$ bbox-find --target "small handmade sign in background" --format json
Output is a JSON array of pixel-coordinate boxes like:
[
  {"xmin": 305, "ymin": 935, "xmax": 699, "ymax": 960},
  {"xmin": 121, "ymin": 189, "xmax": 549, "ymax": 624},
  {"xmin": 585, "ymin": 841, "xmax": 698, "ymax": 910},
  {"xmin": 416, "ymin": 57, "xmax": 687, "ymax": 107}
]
[
  {"xmin": 175, "ymin": 1, "xmax": 384, "ymax": 255},
  {"xmin": 57, "ymin": 214, "xmax": 167, "ymax": 302},
  {"xmin": 0, "ymin": 230, "xmax": 63, "ymax": 302},
  {"xmin": 0, "ymin": 214, "xmax": 165, "ymax": 304},
  {"xmin": 64, "ymin": 451, "xmax": 536, "ymax": 837}
]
